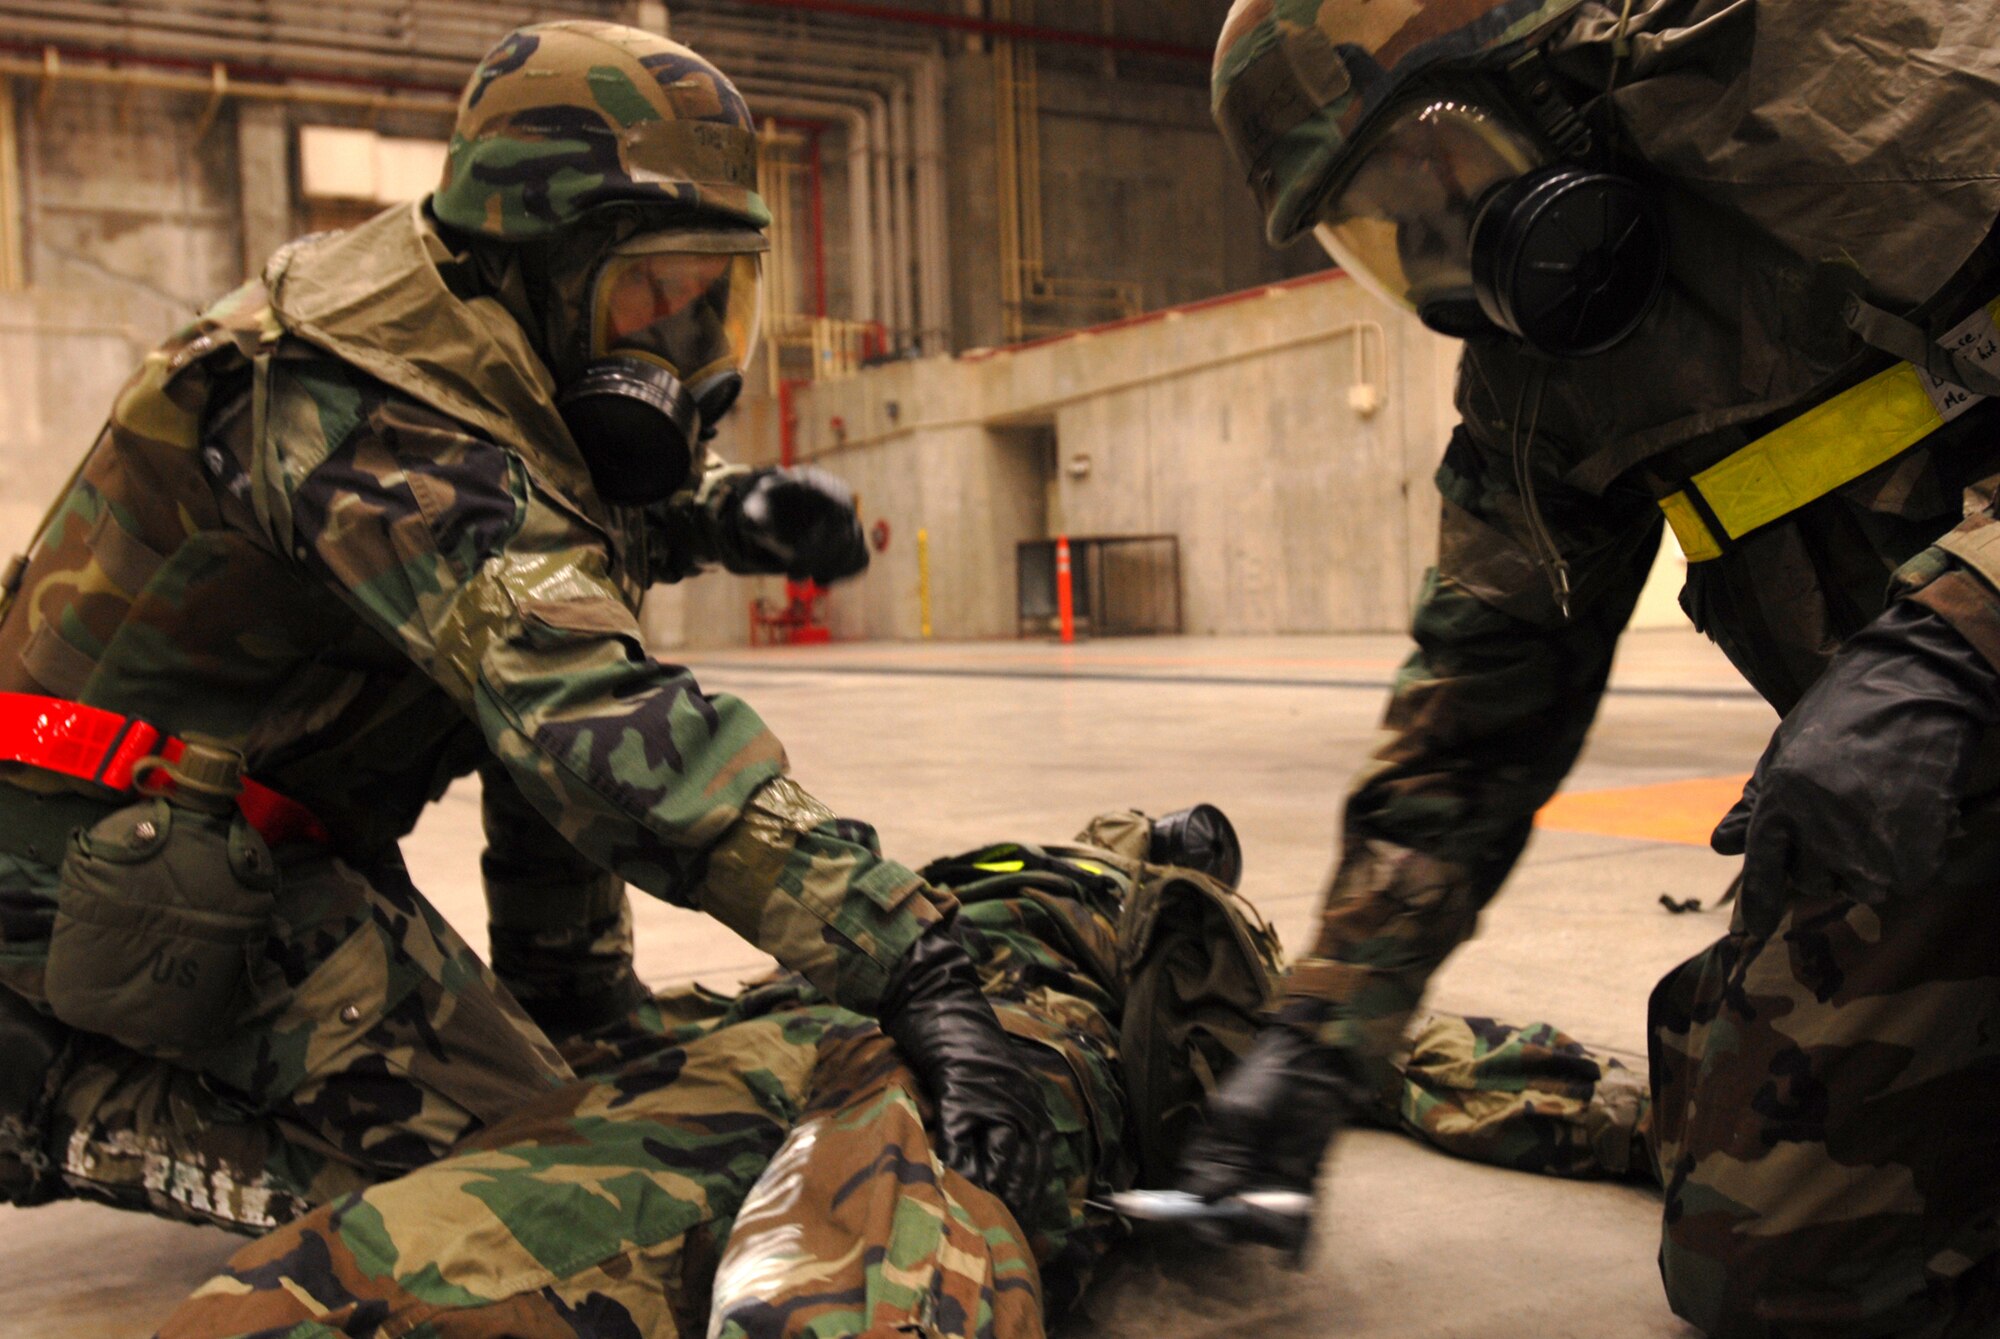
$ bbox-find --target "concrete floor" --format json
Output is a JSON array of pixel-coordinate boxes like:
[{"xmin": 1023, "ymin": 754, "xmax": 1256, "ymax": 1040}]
[{"xmin": 1, "ymin": 629, "xmax": 1773, "ymax": 1337}]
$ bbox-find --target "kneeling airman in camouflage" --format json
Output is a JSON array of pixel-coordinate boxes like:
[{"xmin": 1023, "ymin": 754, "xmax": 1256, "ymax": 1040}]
[{"xmin": 0, "ymin": 21, "xmax": 1048, "ymax": 1238}]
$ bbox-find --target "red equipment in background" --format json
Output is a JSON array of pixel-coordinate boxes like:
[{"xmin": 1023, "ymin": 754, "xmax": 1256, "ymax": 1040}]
[
  {"xmin": 748, "ymin": 377, "xmax": 833, "ymax": 645},
  {"xmin": 1055, "ymin": 534, "xmax": 1075, "ymax": 644},
  {"xmin": 745, "ymin": 119, "xmax": 887, "ymax": 648}
]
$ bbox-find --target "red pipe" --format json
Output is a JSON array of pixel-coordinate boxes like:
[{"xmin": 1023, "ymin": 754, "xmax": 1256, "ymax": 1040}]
[
  {"xmin": 0, "ymin": 38, "xmax": 464, "ymax": 100},
  {"xmin": 711, "ymin": 0, "xmax": 1211, "ymax": 63},
  {"xmin": 777, "ymin": 376, "xmax": 800, "ymax": 468}
]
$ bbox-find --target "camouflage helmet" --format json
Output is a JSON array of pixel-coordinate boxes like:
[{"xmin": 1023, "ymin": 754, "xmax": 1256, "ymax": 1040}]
[
  {"xmin": 1211, "ymin": 0, "xmax": 1586, "ymax": 246},
  {"xmin": 432, "ymin": 21, "xmax": 770, "ymax": 240}
]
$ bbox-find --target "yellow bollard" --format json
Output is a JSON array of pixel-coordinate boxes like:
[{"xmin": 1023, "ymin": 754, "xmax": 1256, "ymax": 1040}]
[{"xmin": 917, "ymin": 527, "xmax": 933, "ymax": 640}]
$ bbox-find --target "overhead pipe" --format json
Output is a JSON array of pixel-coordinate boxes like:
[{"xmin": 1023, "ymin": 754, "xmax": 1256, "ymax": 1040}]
[
  {"xmin": 708, "ymin": 51, "xmax": 908, "ymax": 349},
  {"xmin": 679, "ymin": 15, "xmax": 953, "ymax": 350},
  {"xmin": 0, "ymin": 16, "xmax": 475, "ymax": 89},
  {"xmin": 867, "ymin": 92, "xmax": 895, "ymax": 349},
  {"xmin": 911, "ymin": 55, "xmax": 950, "ymax": 354},
  {"xmin": 733, "ymin": 87, "xmax": 876, "ymax": 327},
  {"xmin": 0, "ymin": 0, "xmax": 596, "ymax": 85},
  {"xmin": 724, "ymin": 64, "xmax": 907, "ymax": 348},
  {"xmin": 23, "ymin": 7, "xmax": 955, "ymax": 350},
  {"xmin": 0, "ymin": 45, "xmax": 457, "ymax": 115},
  {"xmin": 773, "ymin": 116, "xmax": 833, "ymax": 316},
  {"xmin": 888, "ymin": 79, "xmax": 914, "ymax": 346},
  {"xmin": 694, "ymin": 0, "xmax": 1212, "ymax": 63},
  {"xmin": 732, "ymin": 81, "xmax": 881, "ymax": 327},
  {"xmin": 23, "ymin": 5, "xmax": 954, "ymax": 351}
]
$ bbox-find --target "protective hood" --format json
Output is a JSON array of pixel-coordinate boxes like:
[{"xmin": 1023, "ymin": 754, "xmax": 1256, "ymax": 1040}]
[
  {"xmin": 1555, "ymin": 0, "xmax": 2000, "ymax": 309},
  {"xmin": 265, "ymin": 201, "xmax": 603, "ymax": 515}
]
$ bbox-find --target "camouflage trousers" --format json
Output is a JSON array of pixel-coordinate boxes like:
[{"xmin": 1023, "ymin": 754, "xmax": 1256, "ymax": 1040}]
[
  {"xmin": 1651, "ymin": 824, "xmax": 2000, "ymax": 1339},
  {"xmin": 1385, "ymin": 1012, "xmax": 1653, "ymax": 1182},
  {"xmin": 1380, "ymin": 884, "xmax": 2000, "ymax": 1339},
  {"xmin": 154, "ymin": 978, "xmax": 1121, "ymax": 1339},
  {"xmin": 0, "ymin": 842, "xmax": 569, "ymax": 1230}
]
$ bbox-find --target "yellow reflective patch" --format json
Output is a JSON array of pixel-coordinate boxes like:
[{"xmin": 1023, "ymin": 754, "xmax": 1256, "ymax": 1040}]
[
  {"xmin": 1069, "ymin": 860, "xmax": 1106, "ymax": 875},
  {"xmin": 1660, "ymin": 300, "xmax": 2000, "ymax": 563},
  {"xmin": 1658, "ymin": 491, "xmax": 1721, "ymax": 563},
  {"xmin": 1694, "ymin": 362, "xmax": 1941, "ymax": 542},
  {"xmin": 972, "ymin": 860, "xmax": 1026, "ymax": 874}
]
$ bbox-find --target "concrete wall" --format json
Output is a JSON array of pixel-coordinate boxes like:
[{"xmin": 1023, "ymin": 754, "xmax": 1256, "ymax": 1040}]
[
  {"xmin": 777, "ymin": 273, "xmax": 1465, "ymax": 642},
  {"xmin": 0, "ymin": 81, "xmax": 253, "ymax": 557},
  {"xmin": 938, "ymin": 48, "xmax": 1322, "ymax": 353},
  {"xmin": 0, "ymin": 289, "xmax": 157, "ymax": 556},
  {"xmin": 1034, "ymin": 69, "xmax": 1324, "ymax": 318},
  {"xmin": 0, "ymin": 77, "xmax": 469, "ymax": 561}
]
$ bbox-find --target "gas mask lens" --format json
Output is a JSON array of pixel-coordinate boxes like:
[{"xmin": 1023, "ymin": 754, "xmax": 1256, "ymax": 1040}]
[
  {"xmin": 589, "ymin": 241, "xmax": 764, "ymax": 390},
  {"xmin": 560, "ymin": 231, "xmax": 767, "ymax": 508},
  {"xmin": 1313, "ymin": 97, "xmax": 1544, "ymax": 335}
]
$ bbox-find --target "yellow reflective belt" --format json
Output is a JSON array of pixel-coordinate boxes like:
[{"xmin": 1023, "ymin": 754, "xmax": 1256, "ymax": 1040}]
[
  {"xmin": 1659, "ymin": 300, "xmax": 2000, "ymax": 562},
  {"xmin": 973, "ymin": 860, "xmax": 1026, "ymax": 874}
]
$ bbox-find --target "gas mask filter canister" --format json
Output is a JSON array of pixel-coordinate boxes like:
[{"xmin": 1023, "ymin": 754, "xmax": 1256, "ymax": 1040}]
[{"xmin": 1313, "ymin": 96, "xmax": 1665, "ymax": 358}]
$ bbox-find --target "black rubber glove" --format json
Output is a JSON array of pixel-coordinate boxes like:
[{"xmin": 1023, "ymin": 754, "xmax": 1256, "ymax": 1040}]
[
  {"xmin": 878, "ymin": 923, "xmax": 1054, "ymax": 1228},
  {"xmin": 1712, "ymin": 600, "xmax": 2000, "ymax": 922},
  {"xmin": 1175, "ymin": 1023, "xmax": 1359, "ymax": 1210},
  {"xmin": 734, "ymin": 466, "xmax": 870, "ymax": 585}
]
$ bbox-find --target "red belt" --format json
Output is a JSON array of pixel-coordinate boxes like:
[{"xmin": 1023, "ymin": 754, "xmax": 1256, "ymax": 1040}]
[{"xmin": 0, "ymin": 692, "xmax": 329, "ymax": 846}]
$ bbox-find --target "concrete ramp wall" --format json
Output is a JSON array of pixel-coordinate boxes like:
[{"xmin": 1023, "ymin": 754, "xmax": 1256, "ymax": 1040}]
[{"xmin": 787, "ymin": 272, "xmax": 1466, "ymax": 641}]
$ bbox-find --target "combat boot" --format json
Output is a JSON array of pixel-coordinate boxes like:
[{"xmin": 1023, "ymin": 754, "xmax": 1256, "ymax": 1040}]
[
  {"xmin": 1167, "ymin": 1022, "xmax": 1363, "ymax": 1256},
  {"xmin": 0, "ymin": 986, "xmax": 67, "ymax": 1205}
]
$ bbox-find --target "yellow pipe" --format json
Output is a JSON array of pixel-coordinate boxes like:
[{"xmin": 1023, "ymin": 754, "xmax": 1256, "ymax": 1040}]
[
  {"xmin": 916, "ymin": 526, "xmax": 933, "ymax": 640},
  {"xmin": 0, "ymin": 79, "xmax": 21, "ymax": 291}
]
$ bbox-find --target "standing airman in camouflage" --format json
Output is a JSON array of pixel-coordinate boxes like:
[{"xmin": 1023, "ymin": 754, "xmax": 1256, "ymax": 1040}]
[
  {"xmin": 1195, "ymin": 1, "xmax": 2000, "ymax": 1334},
  {"xmin": 0, "ymin": 21, "xmax": 1049, "ymax": 1239}
]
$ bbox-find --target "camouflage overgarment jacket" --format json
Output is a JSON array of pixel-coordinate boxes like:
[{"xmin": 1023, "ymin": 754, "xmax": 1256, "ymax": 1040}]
[{"xmin": 0, "ymin": 202, "xmax": 946, "ymax": 1029}]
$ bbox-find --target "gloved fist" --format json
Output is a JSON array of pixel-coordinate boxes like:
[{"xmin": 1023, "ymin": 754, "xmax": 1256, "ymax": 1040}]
[
  {"xmin": 734, "ymin": 466, "xmax": 870, "ymax": 585},
  {"xmin": 1712, "ymin": 600, "xmax": 2000, "ymax": 925},
  {"xmin": 878, "ymin": 923, "xmax": 1055, "ymax": 1229},
  {"xmin": 1173, "ymin": 1023, "xmax": 1357, "ymax": 1228}
]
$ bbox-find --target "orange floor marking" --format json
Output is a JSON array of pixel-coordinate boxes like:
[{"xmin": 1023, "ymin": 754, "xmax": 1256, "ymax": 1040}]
[{"xmin": 1535, "ymin": 774, "xmax": 1752, "ymax": 847}]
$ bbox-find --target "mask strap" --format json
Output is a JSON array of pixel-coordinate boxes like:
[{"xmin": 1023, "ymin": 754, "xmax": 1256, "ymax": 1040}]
[
  {"xmin": 1503, "ymin": 47, "xmax": 1594, "ymax": 159},
  {"xmin": 1607, "ymin": 0, "xmax": 1639, "ymax": 86},
  {"xmin": 1843, "ymin": 295, "xmax": 2000, "ymax": 400}
]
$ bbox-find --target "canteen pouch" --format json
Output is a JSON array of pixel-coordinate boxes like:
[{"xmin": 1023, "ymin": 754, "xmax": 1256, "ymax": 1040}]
[{"xmin": 44, "ymin": 796, "xmax": 277, "ymax": 1059}]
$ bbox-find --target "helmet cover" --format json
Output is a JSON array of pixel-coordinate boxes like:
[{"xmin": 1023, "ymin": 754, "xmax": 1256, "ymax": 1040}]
[
  {"xmin": 433, "ymin": 21, "xmax": 770, "ymax": 239},
  {"xmin": 1211, "ymin": 0, "xmax": 1586, "ymax": 245}
]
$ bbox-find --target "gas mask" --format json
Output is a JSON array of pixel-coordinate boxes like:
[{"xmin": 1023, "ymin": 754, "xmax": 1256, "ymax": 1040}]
[
  {"xmin": 1313, "ymin": 89, "xmax": 1666, "ymax": 358},
  {"xmin": 557, "ymin": 229, "xmax": 766, "ymax": 506}
]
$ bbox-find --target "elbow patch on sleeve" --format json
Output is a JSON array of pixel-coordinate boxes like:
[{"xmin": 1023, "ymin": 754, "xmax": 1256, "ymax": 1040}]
[{"xmin": 291, "ymin": 390, "xmax": 525, "ymax": 678}]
